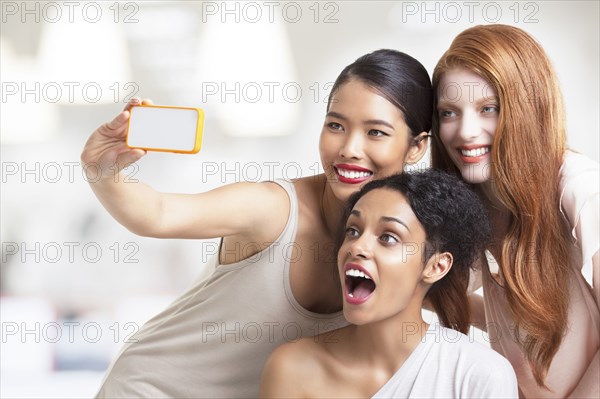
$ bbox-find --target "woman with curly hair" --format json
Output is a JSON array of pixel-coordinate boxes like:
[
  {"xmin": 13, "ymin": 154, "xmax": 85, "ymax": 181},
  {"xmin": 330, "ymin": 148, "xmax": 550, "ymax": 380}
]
[
  {"xmin": 260, "ymin": 170, "xmax": 518, "ymax": 398},
  {"xmin": 431, "ymin": 24, "xmax": 599, "ymax": 398}
]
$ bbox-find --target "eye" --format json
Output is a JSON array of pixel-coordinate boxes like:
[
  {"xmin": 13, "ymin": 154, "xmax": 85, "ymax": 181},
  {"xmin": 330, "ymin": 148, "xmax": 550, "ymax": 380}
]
[
  {"xmin": 345, "ymin": 226, "xmax": 360, "ymax": 238},
  {"xmin": 439, "ymin": 109, "xmax": 457, "ymax": 118},
  {"xmin": 327, "ymin": 122, "xmax": 344, "ymax": 131},
  {"xmin": 367, "ymin": 129, "xmax": 389, "ymax": 137},
  {"xmin": 379, "ymin": 233, "xmax": 399, "ymax": 245},
  {"xmin": 482, "ymin": 105, "xmax": 498, "ymax": 114}
]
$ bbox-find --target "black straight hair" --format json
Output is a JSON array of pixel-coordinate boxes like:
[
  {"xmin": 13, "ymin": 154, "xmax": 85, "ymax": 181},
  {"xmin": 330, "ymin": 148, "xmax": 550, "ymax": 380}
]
[{"xmin": 327, "ymin": 49, "xmax": 433, "ymax": 136}]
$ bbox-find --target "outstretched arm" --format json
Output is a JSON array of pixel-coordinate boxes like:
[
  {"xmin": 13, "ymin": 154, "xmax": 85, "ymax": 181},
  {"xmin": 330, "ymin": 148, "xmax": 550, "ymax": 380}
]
[{"xmin": 81, "ymin": 98, "xmax": 289, "ymax": 240}]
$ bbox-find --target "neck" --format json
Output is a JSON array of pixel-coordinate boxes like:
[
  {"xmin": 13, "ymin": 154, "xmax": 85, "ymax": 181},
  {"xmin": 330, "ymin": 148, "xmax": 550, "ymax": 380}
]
[
  {"xmin": 320, "ymin": 178, "xmax": 346, "ymax": 237},
  {"xmin": 475, "ymin": 181, "xmax": 512, "ymax": 221},
  {"xmin": 475, "ymin": 181, "xmax": 512, "ymax": 259},
  {"xmin": 347, "ymin": 307, "xmax": 428, "ymax": 373},
  {"xmin": 477, "ymin": 180, "xmax": 503, "ymax": 210}
]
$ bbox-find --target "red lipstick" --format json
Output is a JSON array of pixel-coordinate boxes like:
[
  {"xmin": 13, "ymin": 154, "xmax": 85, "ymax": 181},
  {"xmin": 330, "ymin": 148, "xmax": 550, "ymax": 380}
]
[{"xmin": 334, "ymin": 164, "xmax": 373, "ymax": 184}]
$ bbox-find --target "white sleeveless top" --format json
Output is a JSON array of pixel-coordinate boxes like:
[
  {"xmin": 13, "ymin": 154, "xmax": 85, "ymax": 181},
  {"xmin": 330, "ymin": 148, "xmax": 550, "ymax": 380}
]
[
  {"xmin": 95, "ymin": 179, "xmax": 347, "ymax": 398},
  {"xmin": 373, "ymin": 323, "xmax": 518, "ymax": 398}
]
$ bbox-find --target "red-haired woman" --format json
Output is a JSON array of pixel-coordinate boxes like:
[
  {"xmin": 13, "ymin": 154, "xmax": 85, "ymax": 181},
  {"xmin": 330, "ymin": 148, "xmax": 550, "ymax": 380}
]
[{"xmin": 431, "ymin": 24, "xmax": 599, "ymax": 398}]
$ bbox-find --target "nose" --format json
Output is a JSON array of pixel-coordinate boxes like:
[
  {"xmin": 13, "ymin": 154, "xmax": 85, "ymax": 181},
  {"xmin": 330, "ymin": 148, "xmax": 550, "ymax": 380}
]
[
  {"xmin": 347, "ymin": 233, "xmax": 372, "ymax": 259},
  {"xmin": 458, "ymin": 109, "xmax": 482, "ymax": 141},
  {"xmin": 339, "ymin": 131, "xmax": 364, "ymax": 160}
]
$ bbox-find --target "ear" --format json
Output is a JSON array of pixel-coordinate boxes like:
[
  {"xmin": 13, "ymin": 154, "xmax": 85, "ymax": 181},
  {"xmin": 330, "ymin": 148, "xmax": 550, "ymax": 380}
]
[
  {"xmin": 404, "ymin": 131, "xmax": 430, "ymax": 164},
  {"xmin": 422, "ymin": 252, "xmax": 453, "ymax": 285}
]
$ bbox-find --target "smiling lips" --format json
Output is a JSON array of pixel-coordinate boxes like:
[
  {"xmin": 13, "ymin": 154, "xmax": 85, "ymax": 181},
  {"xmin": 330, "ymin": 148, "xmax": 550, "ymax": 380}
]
[
  {"xmin": 334, "ymin": 164, "xmax": 373, "ymax": 184},
  {"xmin": 458, "ymin": 145, "xmax": 491, "ymax": 163},
  {"xmin": 344, "ymin": 263, "xmax": 376, "ymax": 305}
]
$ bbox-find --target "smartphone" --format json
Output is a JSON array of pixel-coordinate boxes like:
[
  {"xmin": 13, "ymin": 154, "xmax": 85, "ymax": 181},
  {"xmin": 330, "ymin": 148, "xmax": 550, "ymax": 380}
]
[{"xmin": 126, "ymin": 105, "xmax": 205, "ymax": 154}]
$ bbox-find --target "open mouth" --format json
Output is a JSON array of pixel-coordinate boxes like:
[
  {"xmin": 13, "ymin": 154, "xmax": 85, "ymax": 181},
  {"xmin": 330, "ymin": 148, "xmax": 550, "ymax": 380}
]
[{"xmin": 345, "ymin": 267, "xmax": 376, "ymax": 304}]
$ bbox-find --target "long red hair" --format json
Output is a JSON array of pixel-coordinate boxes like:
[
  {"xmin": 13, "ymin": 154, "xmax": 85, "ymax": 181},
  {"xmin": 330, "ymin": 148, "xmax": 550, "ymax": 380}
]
[{"xmin": 431, "ymin": 24, "xmax": 571, "ymax": 387}]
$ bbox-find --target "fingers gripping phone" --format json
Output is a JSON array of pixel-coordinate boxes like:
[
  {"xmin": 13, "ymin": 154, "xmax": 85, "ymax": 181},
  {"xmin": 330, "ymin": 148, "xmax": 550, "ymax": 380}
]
[{"xmin": 126, "ymin": 105, "xmax": 205, "ymax": 154}]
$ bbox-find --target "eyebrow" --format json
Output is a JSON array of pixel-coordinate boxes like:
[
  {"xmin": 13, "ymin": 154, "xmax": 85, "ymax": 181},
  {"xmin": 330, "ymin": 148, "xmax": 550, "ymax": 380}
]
[
  {"xmin": 475, "ymin": 96, "xmax": 498, "ymax": 106},
  {"xmin": 326, "ymin": 112, "xmax": 395, "ymax": 130},
  {"xmin": 437, "ymin": 96, "xmax": 498, "ymax": 108},
  {"xmin": 381, "ymin": 216, "xmax": 410, "ymax": 232},
  {"xmin": 349, "ymin": 209, "xmax": 361, "ymax": 218},
  {"xmin": 436, "ymin": 99, "xmax": 455, "ymax": 109},
  {"xmin": 349, "ymin": 210, "xmax": 411, "ymax": 232}
]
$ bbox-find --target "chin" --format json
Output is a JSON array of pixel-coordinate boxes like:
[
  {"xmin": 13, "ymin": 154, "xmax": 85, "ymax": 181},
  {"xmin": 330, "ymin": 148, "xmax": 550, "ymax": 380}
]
[
  {"xmin": 467, "ymin": 176, "xmax": 491, "ymax": 185},
  {"xmin": 458, "ymin": 164, "xmax": 492, "ymax": 185},
  {"xmin": 330, "ymin": 182, "xmax": 363, "ymax": 201},
  {"xmin": 343, "ymin": 309, "xmax": 371, "ymax": 326}
]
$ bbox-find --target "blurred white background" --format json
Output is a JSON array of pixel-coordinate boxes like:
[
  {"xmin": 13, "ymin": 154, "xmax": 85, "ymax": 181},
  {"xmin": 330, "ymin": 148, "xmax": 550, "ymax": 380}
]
[{"xmin": 1, "ymin": 1, "xmax": 598, "ymax": 397}]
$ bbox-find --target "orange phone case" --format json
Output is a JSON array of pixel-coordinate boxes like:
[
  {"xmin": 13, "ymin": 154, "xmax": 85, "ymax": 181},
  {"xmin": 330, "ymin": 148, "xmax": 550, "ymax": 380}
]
[{"xmin": 126, "ymin": 104, "xmax": 205, "ymax": 154}]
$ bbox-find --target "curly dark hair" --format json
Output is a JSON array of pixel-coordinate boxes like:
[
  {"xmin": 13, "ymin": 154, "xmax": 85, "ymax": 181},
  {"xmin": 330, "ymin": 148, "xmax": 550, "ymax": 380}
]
[{"xmin": 340, "ymin": 169, "xmax": 491, "ymax": 333}]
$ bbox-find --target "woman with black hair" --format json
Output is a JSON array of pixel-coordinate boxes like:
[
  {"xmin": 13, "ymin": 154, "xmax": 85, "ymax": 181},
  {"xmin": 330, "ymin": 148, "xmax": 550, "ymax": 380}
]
[
  {"xmin": 260, "ymin": 170, "xmax": 518, "ymax": 398},
  {"xmin": 82, "ymin": 49, "xmax": 433, "ymax": 398}
]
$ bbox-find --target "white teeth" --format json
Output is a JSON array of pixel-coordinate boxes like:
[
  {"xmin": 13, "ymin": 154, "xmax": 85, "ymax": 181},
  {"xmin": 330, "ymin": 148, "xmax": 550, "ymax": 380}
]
[
  {"xmin": 345, "ymin": 269, "xmax": 372, "ymax": 280},
  {"xmin": 337, "ymin": 168, "xmax": 372, "ymax": 179},
  {"xmin": 461, "ymin": 147, "xmax": 490, "ymax": 157}
]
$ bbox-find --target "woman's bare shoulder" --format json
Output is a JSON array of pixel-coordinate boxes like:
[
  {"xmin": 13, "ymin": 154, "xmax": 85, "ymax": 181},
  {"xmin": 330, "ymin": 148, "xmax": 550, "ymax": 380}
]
[{"xmin": 260, "ymin": 337, "xmax": 330, "ymax": 397}]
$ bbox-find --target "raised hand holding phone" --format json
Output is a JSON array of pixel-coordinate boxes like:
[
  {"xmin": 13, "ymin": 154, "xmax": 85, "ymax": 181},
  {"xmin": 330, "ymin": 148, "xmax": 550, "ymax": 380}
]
[
  {"xmin": 126, "ymin": 104, "xmax": 204, "ymax": 154},
  {"xmin": 80, "ymin": 96, "xmax": 271, "ymax": 240},
  {"xmin": 81, "ymin": 97, "xmax": 149, "ymax": 182},
  {"xmin": 80, "ymin": 97, "xmax": 192, "ymax": 237}
]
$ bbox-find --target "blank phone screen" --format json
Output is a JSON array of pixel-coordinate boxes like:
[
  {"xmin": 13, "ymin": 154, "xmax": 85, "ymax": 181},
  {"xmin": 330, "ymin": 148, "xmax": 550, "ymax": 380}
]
[{"xmin": 127, "ymin": 106, "xmax": 202, "ymax": 153}]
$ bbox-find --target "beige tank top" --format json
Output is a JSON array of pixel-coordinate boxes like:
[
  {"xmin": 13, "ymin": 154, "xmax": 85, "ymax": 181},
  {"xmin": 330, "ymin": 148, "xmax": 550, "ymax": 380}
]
[{"xmin": 95, "ymin": 179, "xmax": 347, "ymax": 398}]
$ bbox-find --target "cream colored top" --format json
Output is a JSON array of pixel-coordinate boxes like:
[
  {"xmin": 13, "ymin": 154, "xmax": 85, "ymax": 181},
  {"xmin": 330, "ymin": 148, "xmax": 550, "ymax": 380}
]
[
  {"xmin": 95, "ymin": 179, "xmax": 347, "ymax": 398},
  {"xmin": 481, "ymin": 151, "xmax": 599, "ymax": 398},
  {"xmin": 373, "ymin": 323, "xmax": 518, "ymax": 398}
]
